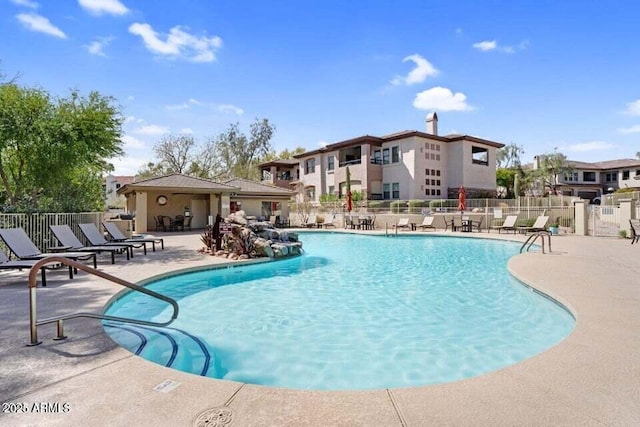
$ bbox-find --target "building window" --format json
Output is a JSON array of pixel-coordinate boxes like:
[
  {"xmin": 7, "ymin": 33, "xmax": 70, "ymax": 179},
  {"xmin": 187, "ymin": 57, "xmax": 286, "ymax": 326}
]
[
  {"xmin": 431, "ymin": 179, "xmax": 436, "ymax": 185},
  {"xmin": 305, "ymin": 186, "xmax": 315, "ymax": 200},
  {"xmin": 373, "ymin": 150, "xmax": 382, "ymax": 165},
  {"xmin": 436, "ymin": 144, "xmax": 440, "ymax": 151},
  {"xmin": 328, "ymin": 155, "xmax": 334, "ymax": 171},
  {"xmin": 472, "ymin": 146, "xmax": 489, "ymax": 166},
  {"xmin": 383, "ymin": 148, "xmax": 390, "ymax": 164},
  {"xmin": 436, "ymin": 189, "xmax": 441, "ymax": 196},
  {"xmin": 430, "ymin": 153, "xmax": 435, "ymax": 160},
  {"xmin": 305, "ymin": 158, "xmax": 315, "ymax": 174},
  {"xmin": 430, "ymin": 189, "xmax": 436, "ymax": 196},
  {"xmin": 430, "ymin": 143, "xmax": 435, "ymax": 150},
  {"xmin": 564, "ymin": 172, "xmax": 578, "ymax": 182},
  {"xmin": 604, "ymin": 171, "xmax": 617, "ymax": 182},
  {"xmin": 391, "ymin": 146, "xmax": 400, "ymax": 163},
  {"xmin": 328, "ymin": 185, "xmax": 334, "ymax": 195},
  {"xmin": 383, "ymin": 183, "xmax": 390, "ymax": 199},
  {"xmin": 115, "ymin": 183, "xmax": 121, "ymax": 189},
  {"xmin": 436, "ymin": 170, "xmax": 440, "ymax": 176},
  {"xmin": 436, "ymin": 179, "xmax": 441, "ymax": 186},
  {"xmin": 583, "ymin": 171, "xmax": 596, "ymax": 182},
  {"xmin": 622, "ymin": 170, "xmax": 630, "ymax": 180},
  {"xmin": 392, "ymin": 183, "xmax": 400, "ymax": 199},
  {"xmin": 425, "ymin": 169, "xmax": 430, "ymax": 176},
  {"xmin": 436, "ymin": 154, "xmax": 440, "ymax": 161}
]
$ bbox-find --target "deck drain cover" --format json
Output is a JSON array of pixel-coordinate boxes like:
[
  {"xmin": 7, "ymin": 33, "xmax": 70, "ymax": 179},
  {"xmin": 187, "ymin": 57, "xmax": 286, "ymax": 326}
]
[{"xmin": 194, "ymin": 407, "xmax": 234, "ymax": 427}]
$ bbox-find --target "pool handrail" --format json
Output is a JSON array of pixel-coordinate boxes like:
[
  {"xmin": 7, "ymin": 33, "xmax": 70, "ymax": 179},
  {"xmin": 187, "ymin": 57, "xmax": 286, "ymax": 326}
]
[
  {"xmin": 27, "ymin": 256, "xmax": 179, "ymax": 346},
  {"xmin": 520, "ymin": 231, "xmax": 552, "ymax": 254}
]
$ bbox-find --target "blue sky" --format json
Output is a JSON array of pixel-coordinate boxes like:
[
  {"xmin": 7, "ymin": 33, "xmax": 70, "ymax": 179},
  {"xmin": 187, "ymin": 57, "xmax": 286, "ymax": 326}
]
[{"xmin": 2, "ymin": 0, "xmax": 639, "ymax": 176}]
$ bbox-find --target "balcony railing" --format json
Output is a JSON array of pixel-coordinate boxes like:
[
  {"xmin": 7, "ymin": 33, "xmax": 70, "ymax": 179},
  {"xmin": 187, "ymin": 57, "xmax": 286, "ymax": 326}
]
[{"xmin": 338, "ymin": 159, "xmax": 362, "ymax": 167}]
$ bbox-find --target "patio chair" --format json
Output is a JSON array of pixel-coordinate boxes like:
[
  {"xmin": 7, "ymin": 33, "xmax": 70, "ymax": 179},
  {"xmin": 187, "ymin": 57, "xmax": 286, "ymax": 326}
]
[
  {"xmin": 489, "ymin": 215, "xmax": 518, "ymax": 233},
  {"xmin": 50, "ymin": 224, "xmax": 131, "ymax": 264},
  {"xmin": 0, "ymin": 228, "xmax": 97, "ymax": 275},
  {"xmin": 322, "ymin": 214, "xmax": 336, "ymax": 228},
  {"xmin": 0, "ymin": 248, "xmax": 47, "ymax": 286},
  {"xmin": 182, "ymin": 215, "xmax": 192, "ymax": 231},
  {"xmin": 393, "ymin": 218, "xmax": 410, "ymax": 230},
  {"xmin": 78, "ymin": 223, "xmax": 147, "ymax": 256},
  {"xmin": 162, "ymin": 216, "xmax": 180, "ymax": 232},
  {"xmin": 451, "ymin": 216, "xmax": 463, "ymax": 231},
  {"xmin": 103, "ymin": 221, "xmax": 164, "ymax": 251},
  {"xmin": 303, "ymin": 214, "xmax": 318, "ymax": 228},
  {"xmin": 517, "ymin": 216, "xmax": 550, "ymax": 234},
  {"xmin": 630, "ymin": 219, "xmax": 640, "ymax": 244},
  {"xmin": 417, "ymin": 216, "xmax": 436, "ymax": 231},
  {"xmin": 471, "ymin": 217, "xmax": 484, "ymax": 232}
]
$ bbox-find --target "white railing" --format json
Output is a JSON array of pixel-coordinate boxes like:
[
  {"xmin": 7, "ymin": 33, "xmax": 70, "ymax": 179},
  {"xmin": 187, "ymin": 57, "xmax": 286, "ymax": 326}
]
[{"xmin": 0, "ymin": 212, "xmax": 104, "ymax": 253}]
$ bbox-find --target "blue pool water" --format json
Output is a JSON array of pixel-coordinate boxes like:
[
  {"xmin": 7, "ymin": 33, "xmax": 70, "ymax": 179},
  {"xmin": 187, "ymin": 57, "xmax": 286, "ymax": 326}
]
[{"xmin": 104, "ymin": 233, "xmax": 575, "ymax": 390}]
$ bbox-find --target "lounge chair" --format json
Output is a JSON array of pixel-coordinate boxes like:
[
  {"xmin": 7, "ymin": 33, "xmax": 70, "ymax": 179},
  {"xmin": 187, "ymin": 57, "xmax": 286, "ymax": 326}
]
[
  {"xmin": 417, "ymin": 216, "xmax": 436, "ymax": 231},
  {"xmin": 489, "ymin": 215, "xmax": 518, "ymax": 233},
  {"xmin": 78, "ymin": 223, "xmax": 147, "ymax": 256},
  {"xmin": 517, "ymin": 216, "xmax": 550, "ymax": 234},
  {"xmin": 0, "ymin": 228, "xmax": 97, "ymax": 274},
  {"xmin": 451, "ymin": 216, "xmax": 463, "ymax": 231},
  {"xmin": 102, "ymin": 221, "xmax": 164, "ymax": 251},
  {"xmin": 0, "ymin": 248, "xmax": 47, "ymax": 286},
  {"xmin": 322, "ymin": 214, "xmax": 336, "ymax": 228},
  {"xmin": 303, "ymin": 214, "xmax": 318, "ymax": 228},
  {"xmin": 50, "ymin": 224, "xmax": 131, "ymax": 264},
  {"xmin": 393, "ymin": 218, "xmax": 411, "ymax": 230},
  {"xmin": 630, "ymin": 219, "xmax": 640, "ymax": 244}
]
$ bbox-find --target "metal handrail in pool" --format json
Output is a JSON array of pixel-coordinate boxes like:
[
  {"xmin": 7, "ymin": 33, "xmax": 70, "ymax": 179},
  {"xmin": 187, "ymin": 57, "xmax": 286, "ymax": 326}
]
[
  {"xmin": 520, "ymin": 231, "xmax": 552, "ymax": 254},
  {"xmin": 26, "ymin": 256, "xmax": 179, "ymax": 346}
]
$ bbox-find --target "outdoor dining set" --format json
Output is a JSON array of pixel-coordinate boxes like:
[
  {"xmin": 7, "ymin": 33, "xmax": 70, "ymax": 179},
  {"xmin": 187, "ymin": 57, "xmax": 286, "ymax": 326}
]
[{"xmin": 153, "ymin": 215, "xmax": 192, "ymax": 232}]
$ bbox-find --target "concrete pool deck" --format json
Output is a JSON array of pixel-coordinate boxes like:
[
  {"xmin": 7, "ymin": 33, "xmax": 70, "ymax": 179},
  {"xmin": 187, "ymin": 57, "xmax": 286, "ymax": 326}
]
[{"xmin": 0, "ymin": 229, "xmax": 639, "ymax": 426}]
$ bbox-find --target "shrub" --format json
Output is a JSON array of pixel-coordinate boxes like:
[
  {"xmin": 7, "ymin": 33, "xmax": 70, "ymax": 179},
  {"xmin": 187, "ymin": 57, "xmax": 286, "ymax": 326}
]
[
  {"xmin": 408, "ymin": 199, "xmax": 428, "ymax": 208},
  {"xmin": 390, "ymin": 200, "xmax": 406, "ymax": 213},
  {"xmin": 516, "ymin": 218, "xmax": 536, "ymax": 227}
]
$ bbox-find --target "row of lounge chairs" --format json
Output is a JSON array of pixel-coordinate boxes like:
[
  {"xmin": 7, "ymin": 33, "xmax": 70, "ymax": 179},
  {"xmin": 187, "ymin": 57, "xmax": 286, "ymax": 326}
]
[
  {"xmin": 392, "ymin": 215, "xmax": 550, "ymax": 234},
  {"xmin": 0, "ymin": 223, "xmax": 164, "ymax": 286}
]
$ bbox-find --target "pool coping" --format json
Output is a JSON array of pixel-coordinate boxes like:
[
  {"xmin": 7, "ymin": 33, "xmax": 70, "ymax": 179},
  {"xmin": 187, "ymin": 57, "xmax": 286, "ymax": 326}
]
[{"xmin": 1, "ymin": 229, "xmax": 639, "ymax": 425}]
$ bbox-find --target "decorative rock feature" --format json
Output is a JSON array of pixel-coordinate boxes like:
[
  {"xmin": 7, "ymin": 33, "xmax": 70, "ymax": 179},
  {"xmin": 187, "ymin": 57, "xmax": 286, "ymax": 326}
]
[{"xmin": 199, "ymin": 210, "xmax": 302, "ymax": 259}]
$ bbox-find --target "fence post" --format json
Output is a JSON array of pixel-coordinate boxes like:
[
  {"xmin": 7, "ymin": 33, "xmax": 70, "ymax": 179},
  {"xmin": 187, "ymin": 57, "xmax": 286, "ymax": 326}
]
[
  {"xmin": 619, "ymin": 199, "xmax": 635, "ymax": 237},
  {"xmin": 574, "ymin": 200, "xmax": 588, "ymax": 236}
]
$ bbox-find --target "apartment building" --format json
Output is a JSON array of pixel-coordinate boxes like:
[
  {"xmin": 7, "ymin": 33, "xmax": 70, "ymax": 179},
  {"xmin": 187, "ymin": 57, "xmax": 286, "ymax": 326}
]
[
  {"xmin": 259, "ymin": 113, "xmax": 504, "ymax": 202},
  {"xmin": 103, "ymin": 174, "xmax": 134, "ymax": 208},
  {"xmin": 533, "ymin": 157, "xmax": 640, "ymax": 200}
]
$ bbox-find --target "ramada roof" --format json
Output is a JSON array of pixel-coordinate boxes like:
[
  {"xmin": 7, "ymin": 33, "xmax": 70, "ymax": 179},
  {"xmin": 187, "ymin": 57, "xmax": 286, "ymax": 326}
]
[
  {"xmin": 258, "ymin": 158, "xmax": 300, "ymax": 168},
  {"xmin": 117, "ymin": 173, "xmax": 239, "ymax": 195}
]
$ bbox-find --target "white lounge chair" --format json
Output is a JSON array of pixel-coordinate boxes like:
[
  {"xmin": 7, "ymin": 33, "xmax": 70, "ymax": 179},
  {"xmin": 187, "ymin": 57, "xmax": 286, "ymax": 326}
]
[
  {"xmin": 322, "ymin": 214, "xmax": 336, "ymax": 228},
  {"xmin": 489, "ymin": 215, "xmax": 518, "ymax": 233},
  {"xmin": 393, "ymin": 218, "xmax": 411, "ymax": 230},
  {"xmin": 517, "ymin": 216, "xmax": 549, "ymax": 234},
  {"xmin": 417, "ymin": 216, "xmax": 435, "ymax": 231}
]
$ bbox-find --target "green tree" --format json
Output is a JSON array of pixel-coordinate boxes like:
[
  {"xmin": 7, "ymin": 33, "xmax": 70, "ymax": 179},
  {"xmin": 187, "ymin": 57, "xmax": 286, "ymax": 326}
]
[
  {"xmin": 496, "ymin": 168, "xmax": 516, "ymax": 198},
  {"xmin": 531, "ymin": 151, "xmax": 572, "ymax": 195},
  {"xmin": 496, "ymin": 143, "xmax": 524, "ymax": 169},
  {"xmin": 210, "ymin": 118, "xmax": 276, "ymax": 180},
  {"xmin": 153, "ymin": 134, "xmax": 196, "ymax": 174},
  {"xmin": 0, "ymin": 85, "xmax": 123, "ymax": 212}
]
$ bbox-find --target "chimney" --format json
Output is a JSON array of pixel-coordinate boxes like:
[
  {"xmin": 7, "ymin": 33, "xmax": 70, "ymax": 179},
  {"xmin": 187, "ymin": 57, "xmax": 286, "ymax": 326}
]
[{"xmin": 426, "ymin": 112, "xmax": 438, "ymax": 135}]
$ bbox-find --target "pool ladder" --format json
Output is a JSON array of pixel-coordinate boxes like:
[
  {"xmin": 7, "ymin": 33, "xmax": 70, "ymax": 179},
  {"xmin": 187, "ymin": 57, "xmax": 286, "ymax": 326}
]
[
  {"xmin": 26, "ymin": 256, "xmax": 179, "ymax": 346},
  {"xmin": 520, "ymin": 231, "xmax": 552, "ymax": 254}
]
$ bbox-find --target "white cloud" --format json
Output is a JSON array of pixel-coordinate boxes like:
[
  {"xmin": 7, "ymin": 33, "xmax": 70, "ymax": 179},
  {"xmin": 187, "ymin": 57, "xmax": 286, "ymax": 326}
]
[
  {"xmin": 165, "ymin": 103, "xmax": 190, "ymax": 111},
  {"xmin": 189, "ymin": 98, "xmax": 202, "ymax": 105},
  {"xmin": 126, "ymin": 95, "xmax": 134, "ymax": 102},
  {"xmin": 11, "ymin": 0, "xmax": 39, "ymax": 9},
  {"xmin": 618, "ymin": 125, "xmax": 640, "ymax": 134},
  {"xmin": 180, "ymin": 128, "xmax": 194, "ymax": 134},
  {"xmin": 413, "ymin": 86, "xmax": 473, "ymax": 111},
  {"xmin": 16, "ymin": 13, "xmax": 66, "ymax": 39},
  {"xmin": 110, "ymin": 155, "xmax": 149, "ymax": 176},
  {"xmin": 217, "ymin": 104, "xmax": 244, "ymax": 115},
  {"xmin": 128, "ymin": 22, "xmax": 223, "ymax": 62},
  {"xmin": 390, "ymin": 54, "xmax": 438, "ymax": 86},
  {"xmin": 121, "ymin": 134, "xmax": 145, "ymax": 149},
  {"xmin": 624, "ymin": 99, "xmax": 640, "ymax": 116},
  {"xmin": 124, "ymin": 115, "xmax": 143, "ymax": 124},
  {"xmin": 78, "ymin": 0, "xmax": 129, "ymax": 16},
  {"xmin": 473, "ymin": 40, "xmax": 496, "ymax": 51},
  {"xmin": 133, "ymin": 124, "xmax": 169, "ymax": 135},
  {"xmin": 317, "ymin": 141, "xmax": 328, "ymax": 148},
  {"xmin": 473, "ymin": 39, "xmax": 528, "ymax": 54},
  {"xmin": 85, "ymin": 36, "xmax": 113, "ymax": 57},
  {"xmin": 561, "ymin": 141, "xmax": 616, "ymax": 153},
  {"xmin": 455, "ymin": 28, "xmax": 463, "ymax": 36}
]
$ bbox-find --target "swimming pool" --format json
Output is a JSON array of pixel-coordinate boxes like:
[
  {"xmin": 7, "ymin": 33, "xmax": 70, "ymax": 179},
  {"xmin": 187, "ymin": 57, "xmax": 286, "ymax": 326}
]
[{"xmin": 104, "ymin": 232, "xmax": 575, "ymax": 390}]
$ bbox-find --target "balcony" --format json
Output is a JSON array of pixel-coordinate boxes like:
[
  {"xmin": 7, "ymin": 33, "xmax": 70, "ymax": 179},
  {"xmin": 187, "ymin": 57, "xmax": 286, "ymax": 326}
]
[{"xmin": 339, "ymin": 158, "xmax": 362, "ymax": 167}]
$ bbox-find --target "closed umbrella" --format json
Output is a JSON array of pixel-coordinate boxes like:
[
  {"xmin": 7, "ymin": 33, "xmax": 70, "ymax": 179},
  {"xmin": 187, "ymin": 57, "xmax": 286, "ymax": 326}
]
[
  {"xmin": 346, "ymin": 167, "xmax": 353, "ymax": 226},
  {"xmin": 458, "ymin": 186, "xmax": 466, "ymax": 211}
]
